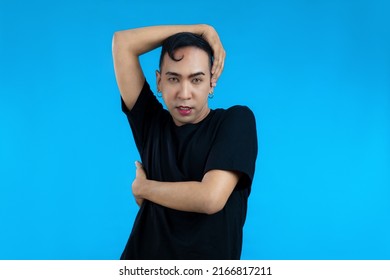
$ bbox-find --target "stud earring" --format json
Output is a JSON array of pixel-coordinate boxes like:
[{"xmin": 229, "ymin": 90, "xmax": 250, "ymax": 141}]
[
  {"xmin": 208, "ymin": 92, "xmax": 214, "ymax": 99},
  {"xmin": 157, "ymin": 89, "xmax": 162, "ymax": 98}
]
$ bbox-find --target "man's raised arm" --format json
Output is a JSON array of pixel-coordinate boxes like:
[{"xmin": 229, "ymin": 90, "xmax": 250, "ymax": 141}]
[{"xmin": 112, "ymin": 24, "xmax": 225, "ymax": 110}]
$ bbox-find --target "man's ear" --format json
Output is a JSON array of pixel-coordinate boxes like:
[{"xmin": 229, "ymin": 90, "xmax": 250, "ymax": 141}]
[
  {"xmin": 156, "ymin": 70, "xmax": 161, "ymax": 91},
  {"xmin": 210, "ymin": 76, "xmax": 215, "ymax": 93},
  {"xmin": 210, "ymin": 84, "xmax": 214, "ymax": 94}
]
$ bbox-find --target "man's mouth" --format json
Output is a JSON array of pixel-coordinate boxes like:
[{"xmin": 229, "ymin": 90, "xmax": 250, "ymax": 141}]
[{"xmin": 177, "ymin": 106, "xmax": 192, "ymax": 116}]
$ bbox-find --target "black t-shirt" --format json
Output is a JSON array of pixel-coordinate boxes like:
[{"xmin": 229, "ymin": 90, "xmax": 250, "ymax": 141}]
[{"xmin": 120, "ymin": 81, "xmax": 258, "ymax": 259}]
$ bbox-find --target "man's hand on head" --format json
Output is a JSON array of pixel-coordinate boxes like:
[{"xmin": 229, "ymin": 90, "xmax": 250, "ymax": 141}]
[{"xmin": 201, "ymin": 25, "xmax": 226, "ymax": 87}]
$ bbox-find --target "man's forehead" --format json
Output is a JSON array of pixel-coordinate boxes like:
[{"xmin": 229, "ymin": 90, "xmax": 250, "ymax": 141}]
[
  {"xmin": 164, "ymin": 47, "xmax": 207, "ymax": 60},
  {"xmin": 170, "ymin": 46, "xmax": 207, "ymax": 56},
  {"xmin": 161, "ymin": 47, "xmax": 211, "ymax": 74}
]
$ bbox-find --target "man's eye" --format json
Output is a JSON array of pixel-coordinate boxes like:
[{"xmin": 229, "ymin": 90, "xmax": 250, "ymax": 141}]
[
  {"xmin": 168, "ymin": 77, "xmax": 179, "ymax": 82},
  {"xmin": 192, "ymin": 78, "xmax": 202, "ymax": 84}
]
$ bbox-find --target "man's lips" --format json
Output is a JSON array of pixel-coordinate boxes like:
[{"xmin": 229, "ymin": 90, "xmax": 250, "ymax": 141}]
[
  {"xmin": 177, "ymin": 106, "xmax": 192, "ymax": 110},
  {"xmin": 177, "ymin": 106, "xmax": 192, "ymax": 116}
]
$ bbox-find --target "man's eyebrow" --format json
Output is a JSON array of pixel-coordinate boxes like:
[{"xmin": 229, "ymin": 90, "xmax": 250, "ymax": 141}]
[
  {"xmin": 188, "ymin": 72, "xmax": 206, "ymax": 78},
  {"xmin": 165, "ymin": 71, "xmax": 181, "ymax": 77},
  {"xmin": 165, "ymin": 71, "xmax": 206, "ymax": 78}
]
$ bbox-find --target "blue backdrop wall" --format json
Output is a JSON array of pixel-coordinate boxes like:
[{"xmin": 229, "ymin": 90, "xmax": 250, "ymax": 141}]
[{"xmin": 1, "ymin": 0, "xmax": 389, "ymax": 259}]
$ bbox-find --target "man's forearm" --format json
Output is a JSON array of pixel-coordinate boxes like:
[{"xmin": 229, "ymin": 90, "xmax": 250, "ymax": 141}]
[
  {"xmin": 113, "ymin": 24, "xmax": 209, "ymax": 56},
  {"xmin": 141, "ymin": 180, "xmax": 215, "ymax": 214},
  {"xmin": 132, "ymin": 163, "xmax": 239, "ymax": 215}
]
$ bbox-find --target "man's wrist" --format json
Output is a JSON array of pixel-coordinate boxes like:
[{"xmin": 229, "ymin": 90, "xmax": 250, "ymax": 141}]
[
  {"xmin": 196, "ymin": 24, "xmax": 210, "ymax": 36},
  {"xmin": 140, "ymin": 178, "xmax": 154, "ymax": 201}
]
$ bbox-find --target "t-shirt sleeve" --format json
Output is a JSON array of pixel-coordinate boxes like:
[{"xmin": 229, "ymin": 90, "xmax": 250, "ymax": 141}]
[
  {"xmin": 204, "ymin": 106, "xmax": 258, "ymax": 193},
  {"xmin": 121, "ymin": 80, "xmax": 163, "ymax": 154}
]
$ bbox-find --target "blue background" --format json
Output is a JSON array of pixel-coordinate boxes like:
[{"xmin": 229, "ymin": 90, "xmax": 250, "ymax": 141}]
[{"xmin": 1, "ymin": 0, "xmax": 389, "ymax": 259}]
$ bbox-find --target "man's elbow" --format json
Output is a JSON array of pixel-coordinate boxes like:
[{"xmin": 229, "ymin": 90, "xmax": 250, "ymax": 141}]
[
  {"xmin": 203, "ymin": 197, "xmax": 226, "ymax": 215},
  {"xmin": 199, "ymin": 170, "xmax": 240, "ymax": 215},
  {"xmin": 112, "ymin": 32, "xmax": 123, "ymax": 53}
]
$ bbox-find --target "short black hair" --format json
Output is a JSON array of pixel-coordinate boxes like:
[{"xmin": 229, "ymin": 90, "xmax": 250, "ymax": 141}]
[{"xmin": 159, "ymin": 32, "xmax": 213, "ymax": 71}]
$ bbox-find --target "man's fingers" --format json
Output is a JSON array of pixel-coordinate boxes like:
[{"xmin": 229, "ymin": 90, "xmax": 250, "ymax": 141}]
[
  {"xmin": 135, "ymin": 160, "xmax": 147, "ymax": 179},
  {"xmin": 203, "ymin": 26, "xmax": 225, "ymax": 84},
  {"xmin": 211, "ymin": 60, "xmax": 218, "ymax": 75},
  {"xmin": 212, "ymin": 50, "xmax": 226, "ymax": 84},
  {"xmin": 135, "ymin": 198, "xmax": 144, "ymax": 207}
]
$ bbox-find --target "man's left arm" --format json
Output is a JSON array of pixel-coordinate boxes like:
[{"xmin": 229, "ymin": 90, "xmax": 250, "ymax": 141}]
[{"xmin": 132, "ymin": 161, "xmax": 240, "ymax": 214}]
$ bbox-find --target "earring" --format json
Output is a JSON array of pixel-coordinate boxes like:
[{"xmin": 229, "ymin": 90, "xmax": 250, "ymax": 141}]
[
  {"xmin": 157, "ymin": 89, "xmax": 162, "ymax": 98},
  {"xmin": 208, "ymin": 92, "xmax": 214, "ymax": 99}
]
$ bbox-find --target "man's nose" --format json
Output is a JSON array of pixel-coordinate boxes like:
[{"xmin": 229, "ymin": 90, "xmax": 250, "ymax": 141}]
[{"xmin": 178, "ymin": 82, "xmax": 191, "ymax": 100}]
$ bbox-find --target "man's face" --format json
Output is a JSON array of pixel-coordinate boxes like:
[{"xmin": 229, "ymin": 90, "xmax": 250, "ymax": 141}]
[{"xmin": 156, "ymin": 47, "xmax": 213, "ymax": 126}]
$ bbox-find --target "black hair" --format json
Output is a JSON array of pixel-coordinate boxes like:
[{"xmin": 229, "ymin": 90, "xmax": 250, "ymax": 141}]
[{"xmin": 159, "ymin": 32, "xmax": 214, "ymax": 71}]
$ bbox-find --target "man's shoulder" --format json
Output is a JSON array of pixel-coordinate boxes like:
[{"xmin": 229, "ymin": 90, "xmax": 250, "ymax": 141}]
[{"xmin": 213, "ymin": 105, "xmax": 255, "ymax": 121}]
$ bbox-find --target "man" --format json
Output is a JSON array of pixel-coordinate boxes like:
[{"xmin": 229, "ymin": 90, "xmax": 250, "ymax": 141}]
[{"xmin": 112, "ymin": 24, "xmax": 258, "ymax": 259}]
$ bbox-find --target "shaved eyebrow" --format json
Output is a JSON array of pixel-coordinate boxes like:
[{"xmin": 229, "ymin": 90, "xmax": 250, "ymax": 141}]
[{"xmin": 165, "ymin": 71, "xmax": 206, "ymax": 78}]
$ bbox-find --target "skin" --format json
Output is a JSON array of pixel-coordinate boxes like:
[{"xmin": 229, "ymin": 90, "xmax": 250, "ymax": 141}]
[
  {"xmin": 112, "ymin": 24, "xmax": 225, "ymax": 112},
  {"xmin": 156, "ymin": 47, "xmax": 212, "ymax": 126},
  {"xmin": 112, "ymin": 24, "xmax": 239, "ymax": 214},
  {"xmin": 133, "ymin": 162, "xmax": 240, "ymax": 215}
]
